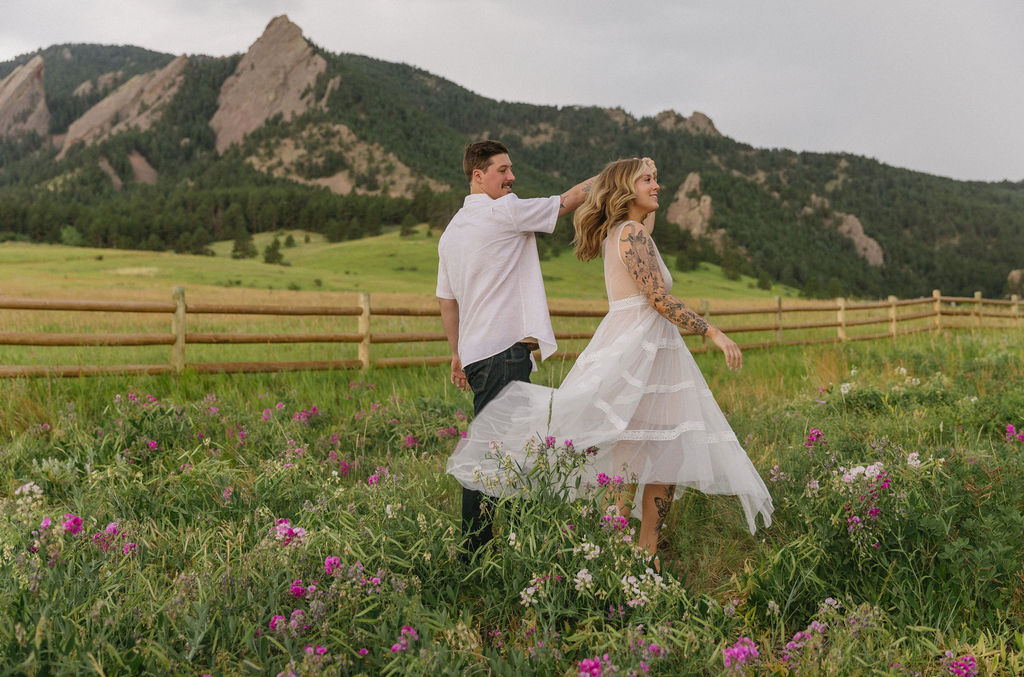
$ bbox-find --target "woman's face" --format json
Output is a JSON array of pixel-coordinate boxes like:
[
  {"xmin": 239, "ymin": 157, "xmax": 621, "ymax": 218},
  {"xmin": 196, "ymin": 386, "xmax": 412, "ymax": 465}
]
[{"xmin": 631, "ymin": 168, "xmax": 660, "ymax": 216}]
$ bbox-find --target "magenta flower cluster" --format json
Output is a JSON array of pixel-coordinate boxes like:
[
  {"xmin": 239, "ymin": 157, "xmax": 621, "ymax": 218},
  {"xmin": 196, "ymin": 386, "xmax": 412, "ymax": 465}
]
[
  {"xmin": 63, "ymin": 513, "xmax": 83, "ymax": 535},
  {"xmin": 326, "ymin": 448, "xmax": 351, "ymax": 475},
  {"xmin": 843, "ymin": 463, "xmax": 892, "ymax": 555},
  {"xmin": 722, "ymin": 637, "xmax": 760, "ymax": 672},
  {"xmin": 578, "ymin": 654, "xmax": 613, "ymax": 676},
  {"xmin": 324, "ymin": 556, "xmax": 342, "ymax": 576},
  {"xmin": 367, "ymin": 465, "xmax": 389, "ymax": 486},
  {"xmin": 324, "ymin": 557, "xmax": 385, "ymax": 592},
  {"xmin": 597, "ymin": 473, "xmax": 625, "ymax": 487},
  {"xmin": 782, "ymin": 620, "xmax": 827, "ymax": 662},
  {"xmin": 268, "ymin": 608, "xmax": 310, "ymax": 634},
  {"xmin": 601, "ymin": 514, "xmax": 629, "ymax": 532},
  {"xmin": 49, "ymin": 514, "xmax": 135, "ymax": 556},
  {"xmin": 1006, "ymin": 424, "xmax": 1024, "ymax": 443},
  {"xmin": 93, "ymin": 521, "xmax": 136, "ymax": 555},
  {"xmin": 805, "ymin": 428, "xmax": 827, "ymax": 457},
  {"xmin": 290, "ymin": 578, "xmax": 318, "ymax": 598},
  {"xmin": 390, "ymin": 626, "xmax": 418, "ymax": 653},
  {"xmin": 292, "ymin": 405, "xmax": 320, "ymax": 424},
  {"xmin": 943, "ymin": 652, "xmax": 978, "ymax": 676},
  {"xmin": 270, "ymin": 518, "xmax": 306, "ymax": 546}
]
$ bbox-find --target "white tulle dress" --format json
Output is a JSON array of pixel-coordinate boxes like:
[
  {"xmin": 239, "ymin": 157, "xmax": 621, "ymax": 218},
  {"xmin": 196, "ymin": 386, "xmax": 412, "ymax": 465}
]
[{"xmin": 446, "ymin": 222, "xmax": 773, "ymax": 534}]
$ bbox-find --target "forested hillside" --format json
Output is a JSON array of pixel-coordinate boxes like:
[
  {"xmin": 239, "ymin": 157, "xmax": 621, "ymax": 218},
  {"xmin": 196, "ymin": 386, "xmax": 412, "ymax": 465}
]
[{"xmin": 1, "ymin": 22, "xmax": 1022, "ymax": 299}]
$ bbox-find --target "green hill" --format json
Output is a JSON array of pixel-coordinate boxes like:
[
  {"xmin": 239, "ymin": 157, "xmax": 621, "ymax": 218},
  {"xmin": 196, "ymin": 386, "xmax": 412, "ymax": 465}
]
[{"xmin": 0, "ymin": 227, "xmax": 794, "ymax": 302}]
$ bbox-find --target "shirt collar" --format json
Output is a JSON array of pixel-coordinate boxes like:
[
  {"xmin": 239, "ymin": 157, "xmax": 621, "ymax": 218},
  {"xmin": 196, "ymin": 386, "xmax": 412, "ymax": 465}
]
[{"xmin": 464, "ymin": 193, "xmax": 500, "ymax": 207}]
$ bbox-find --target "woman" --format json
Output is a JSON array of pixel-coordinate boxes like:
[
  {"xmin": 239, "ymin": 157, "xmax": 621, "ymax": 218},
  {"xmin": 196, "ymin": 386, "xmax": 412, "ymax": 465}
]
[{"xmin": 447, "ymin": 157, "xmax": 773, "ymax": 560}]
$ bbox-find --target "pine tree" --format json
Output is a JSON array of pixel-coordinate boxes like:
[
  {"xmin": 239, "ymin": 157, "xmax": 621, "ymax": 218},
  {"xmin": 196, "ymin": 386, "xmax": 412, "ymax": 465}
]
[
  {"xmin": 231, "ymin": 224, "xmax": 257, "ymax": 259},
  {"xmin": 263, "ymin": 236, "xmax": 284, "ymax": 264}
]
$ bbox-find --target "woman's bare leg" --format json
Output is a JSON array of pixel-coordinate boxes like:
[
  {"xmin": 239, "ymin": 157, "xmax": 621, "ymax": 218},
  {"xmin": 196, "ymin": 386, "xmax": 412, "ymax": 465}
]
[{"xmin": 638, "ymin": 484, "xmax": 675, "ymax": 560}]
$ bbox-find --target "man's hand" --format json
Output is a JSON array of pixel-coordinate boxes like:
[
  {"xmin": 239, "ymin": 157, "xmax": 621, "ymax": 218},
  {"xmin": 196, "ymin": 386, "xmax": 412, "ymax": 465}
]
[
  {"xmin": 707, "ymin": 327, "xmax": 742, "ymax": 371},
  {"xmin": 450, "ymin": 356, "xmax": 470, "ymax": 391}
]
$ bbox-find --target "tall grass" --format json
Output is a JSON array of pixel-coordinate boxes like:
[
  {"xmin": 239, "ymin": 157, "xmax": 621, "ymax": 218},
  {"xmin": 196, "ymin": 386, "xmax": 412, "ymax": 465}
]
[{"xmin": 2, "ymin": 331, "xmax": 1023, "ymax": 674}]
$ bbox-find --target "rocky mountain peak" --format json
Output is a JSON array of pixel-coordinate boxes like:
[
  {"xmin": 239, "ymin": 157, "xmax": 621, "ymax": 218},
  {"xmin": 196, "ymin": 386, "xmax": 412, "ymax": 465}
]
[
  {"xmin": 0, "ymin": 55, "xmax": 50, "ymax": 138},
  {"xmin": 209, "ymin": 14, "xmax": 327, "ymax": 153},
  {"xmin": 654, "ymin": 109, "xmax": 720, "ymax": 137}
]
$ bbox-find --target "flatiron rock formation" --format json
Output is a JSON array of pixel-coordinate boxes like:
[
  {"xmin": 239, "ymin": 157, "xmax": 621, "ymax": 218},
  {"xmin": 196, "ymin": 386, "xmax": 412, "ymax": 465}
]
[
  {"xmin": 666, "ymin": 172, "xmax": 724, "ymax": 247},
  {"xmin": 0, "ymin": 56, "xmax": 50, "ymax": 138},
  {"xmin": 210, "ymin": 15, "xmax": 327, "ymax": 153},
  {"xmin": 57, "ymin": 55, "xmax": 188, "ymax": 160}
]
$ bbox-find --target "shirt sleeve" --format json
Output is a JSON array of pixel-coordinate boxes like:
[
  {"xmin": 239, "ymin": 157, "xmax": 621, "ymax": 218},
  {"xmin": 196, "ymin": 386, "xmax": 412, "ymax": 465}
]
[
  {"xmin": 505, "ymin": 194, "xmax": 561, "ymax": 234},
  {"xmin": 436, "ymin": 253, "xmax": 454, "ymax": 299}
]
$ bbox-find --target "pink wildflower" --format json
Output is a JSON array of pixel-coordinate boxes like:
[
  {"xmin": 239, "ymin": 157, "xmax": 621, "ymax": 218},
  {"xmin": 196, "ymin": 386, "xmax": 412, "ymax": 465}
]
[
  {"xmin": 63, "ymin": 514, "xmax": 83, "ymax": 535},
  {"xmin": 723, "ymin": 637, "xmax": 760, "ymax": 672}
]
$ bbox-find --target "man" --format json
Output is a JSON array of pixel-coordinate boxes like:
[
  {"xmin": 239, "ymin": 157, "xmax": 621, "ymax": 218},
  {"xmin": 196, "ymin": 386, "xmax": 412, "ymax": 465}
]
[{"xmin": 436, "ymin": 139, "xmax": 594, "ymax": 554}]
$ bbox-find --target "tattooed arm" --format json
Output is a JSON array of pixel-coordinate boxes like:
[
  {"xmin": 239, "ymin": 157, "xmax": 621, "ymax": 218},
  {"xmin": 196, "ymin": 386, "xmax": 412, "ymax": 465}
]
[
  {"xmin": 619, "ymin": 221, "xmax": 743, "ymax": 370},
  {"xmin": 558, "ymin": 174, "xmax": 598, "ymax": 217}
]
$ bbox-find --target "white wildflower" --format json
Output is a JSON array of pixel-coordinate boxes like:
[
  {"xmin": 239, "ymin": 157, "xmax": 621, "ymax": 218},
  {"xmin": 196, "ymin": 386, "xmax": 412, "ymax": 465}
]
[
  {"xmin": 573, "ymin": 540, "xmax": 602, "ymax": 560},
  {"xmin": 519, "ymin": 585, "xmax": 538, "ymax": 606},
  {"xmin": 574, "ymin": 568, "xmax": 594, "ymax": 592}
]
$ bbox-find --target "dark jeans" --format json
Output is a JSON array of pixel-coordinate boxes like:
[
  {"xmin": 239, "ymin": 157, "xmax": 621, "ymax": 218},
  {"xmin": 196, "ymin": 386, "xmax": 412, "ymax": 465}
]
[{"xmin": 460, "ymin": 342, "xmax": 533, "ymax": 553}]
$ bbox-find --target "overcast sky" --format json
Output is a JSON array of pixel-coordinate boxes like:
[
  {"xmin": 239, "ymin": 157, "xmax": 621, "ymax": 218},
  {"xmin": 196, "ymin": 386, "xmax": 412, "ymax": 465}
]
[{"xmin": 2, "ymin": 0, "xmax": 1021, "ymax": 182}]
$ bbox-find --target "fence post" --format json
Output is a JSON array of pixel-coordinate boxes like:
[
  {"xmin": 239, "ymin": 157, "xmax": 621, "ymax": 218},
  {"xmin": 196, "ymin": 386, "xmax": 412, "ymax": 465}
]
[
  {"xmin": 700, "ymin": 299, "xmax": 710, "ymax": 349},
  {"xmin": 973, "ymin": 291, "xmax": 982, "ymax": 328},
  {"xmin": 172, "ymin": 286, "xmax": 186, "ymax": 374},
  {"xmin": 775, "ymin": 295, "xmax": 783, "ymax": 345},
  {"xmin": 836, "ymin": 297, "xmax": 847, "ymax": 342},
  {"xmin": 932, "ymin": 289, "xmax": 942, "ymax": 332},
  {"xmin": 1013, "ymin": 294, "xmax": 1020, "ymax": 328},
  {"xmin": 358, "ymin": 292, "xmax": 371, "ymax": 370},
  {"xmin": 888, "ymin": 295, "xmax": 897, "ymax": 339}
]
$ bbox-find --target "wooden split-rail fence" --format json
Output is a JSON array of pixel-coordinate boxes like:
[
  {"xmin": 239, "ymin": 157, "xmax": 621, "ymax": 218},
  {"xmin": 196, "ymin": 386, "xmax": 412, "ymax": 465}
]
[{"xmin": 0, "ymin": 288, "xmax": 1020, "ymax": 379}]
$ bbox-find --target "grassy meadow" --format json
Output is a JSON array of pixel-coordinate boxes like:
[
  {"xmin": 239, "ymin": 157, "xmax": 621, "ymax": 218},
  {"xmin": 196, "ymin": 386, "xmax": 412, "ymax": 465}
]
[
  {"xmin": 0, "ymin": 228, "xmax": 806, "ymax": 371},
  {"xmin": 2, "ymin": 325, "xmax": 1024, "ymax": 674},
  {"xmin": 2, "ymin": 235, "xmax": 1023, "ymax": 674}
]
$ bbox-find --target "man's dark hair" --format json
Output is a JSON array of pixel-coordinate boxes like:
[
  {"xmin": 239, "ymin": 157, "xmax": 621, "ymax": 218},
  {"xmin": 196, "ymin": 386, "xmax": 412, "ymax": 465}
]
[{"xmin": 463, "ymin": 140, "xmax": 509, "ymax": 182}]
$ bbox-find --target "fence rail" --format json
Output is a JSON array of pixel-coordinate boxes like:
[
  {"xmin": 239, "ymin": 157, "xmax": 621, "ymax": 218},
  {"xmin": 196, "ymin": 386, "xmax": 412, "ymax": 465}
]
[{"xmin": 0, "ymin": 288, "xmax": 1019, "ymax": 378}]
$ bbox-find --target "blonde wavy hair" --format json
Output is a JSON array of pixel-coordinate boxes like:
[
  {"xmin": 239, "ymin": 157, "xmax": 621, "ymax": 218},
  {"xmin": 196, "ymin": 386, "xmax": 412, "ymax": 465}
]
[{"xmin": 572, "ymin": 158, "xmax": 652, "ymax": 261}]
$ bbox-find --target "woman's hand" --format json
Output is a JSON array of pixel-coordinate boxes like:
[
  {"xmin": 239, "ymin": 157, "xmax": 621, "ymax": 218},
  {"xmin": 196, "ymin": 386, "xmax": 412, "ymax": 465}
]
[{"xmin": 707, "ymin": 327, "xmax": 742, "ymax": 370}]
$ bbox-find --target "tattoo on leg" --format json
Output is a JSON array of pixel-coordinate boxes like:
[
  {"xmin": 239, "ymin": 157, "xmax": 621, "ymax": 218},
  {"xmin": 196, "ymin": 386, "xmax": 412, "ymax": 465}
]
[{"xmin": 654, "ymin": 487, "xmax": 673, "ymax": 525}]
